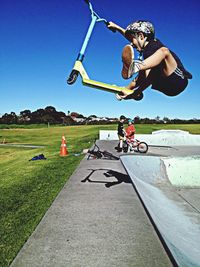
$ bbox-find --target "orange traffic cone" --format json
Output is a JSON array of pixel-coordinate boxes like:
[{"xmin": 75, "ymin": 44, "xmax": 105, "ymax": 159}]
[{"xmin": 60, "ymin": 135, "xmax": 68, "ymax": 156}]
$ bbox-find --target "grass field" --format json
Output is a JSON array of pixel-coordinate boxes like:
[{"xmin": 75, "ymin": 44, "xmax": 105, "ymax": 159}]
[{"xmin": 0, "ymin": 124, "xmax": 200, "ymax": 266}]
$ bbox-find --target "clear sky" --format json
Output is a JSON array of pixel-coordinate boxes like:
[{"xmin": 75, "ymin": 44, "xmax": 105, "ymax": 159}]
[{"xmin": 1, "ymin": 0, "xmax": 200, "ymax": 119}]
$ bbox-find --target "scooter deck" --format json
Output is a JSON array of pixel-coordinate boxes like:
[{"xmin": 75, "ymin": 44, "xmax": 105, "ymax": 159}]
[{"xmin": 82, "ymin": 78, "xmax": 133, "ymax": 95}]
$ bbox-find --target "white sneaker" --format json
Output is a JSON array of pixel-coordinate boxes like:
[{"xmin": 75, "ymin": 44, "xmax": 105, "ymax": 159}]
[
  {"xmin": 116, "ymin": 94, "xmax": 123, "ymax": 101},
  {"xmin": 121, "ymin": 44, "xmax": 143, "ymax": 79}
]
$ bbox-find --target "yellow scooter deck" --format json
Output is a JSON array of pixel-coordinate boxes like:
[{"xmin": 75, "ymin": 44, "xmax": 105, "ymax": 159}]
[
  {"xmin": 82, "ymin": 78, "xmax": 133, "ymax": 95},
  {"xmin": 72, "ymin": 61, "xmax": 134, "ymax": 96}
]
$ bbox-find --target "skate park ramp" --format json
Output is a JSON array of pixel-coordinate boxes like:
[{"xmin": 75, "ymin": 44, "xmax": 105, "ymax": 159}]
[
  {"xmin": 99, "ymin": 129, "xmax": 200, "ymax": 146},
  {"xmin": 121, "ymin": 155, "xmax": 200, "ymax": 266}
]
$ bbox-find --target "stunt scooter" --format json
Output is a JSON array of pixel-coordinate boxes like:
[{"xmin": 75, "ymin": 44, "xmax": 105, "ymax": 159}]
[{"xmin": 67, "ymin": 0, "xmax": 142, "ymax": 100}]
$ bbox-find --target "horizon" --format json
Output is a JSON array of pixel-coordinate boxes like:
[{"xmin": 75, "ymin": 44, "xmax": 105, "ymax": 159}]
[
  {"xmin": 1, "ymin": 0, "xmax": 200, "ymax": 119},
  {"xmin": 0, "ymin": 105, "xmax": 199, "ymax": 121}
]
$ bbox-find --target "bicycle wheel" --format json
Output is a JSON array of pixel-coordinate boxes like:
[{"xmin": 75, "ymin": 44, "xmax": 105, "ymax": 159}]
[
  {"xmin": 137, "ymin": 142, "xmax": 148, "ymax": 153},
  {"xmin": 102, "ymin": 150, "xmax": 119, "ymax": 160}
]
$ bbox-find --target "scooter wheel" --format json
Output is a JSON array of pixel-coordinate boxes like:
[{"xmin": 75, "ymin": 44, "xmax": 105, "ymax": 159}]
[
  {"xmin": 133, "ymin": 92, "xmax": 144, "ymax": 101},
  {"xmin": 67, "ymin": 70, "xmax": 79, "ymax": 85}
]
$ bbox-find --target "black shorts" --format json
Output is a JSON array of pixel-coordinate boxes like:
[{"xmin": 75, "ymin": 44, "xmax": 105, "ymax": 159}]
[{"xmin": 151, "ymin": 67, "xmax": 188, "ymax": 96}]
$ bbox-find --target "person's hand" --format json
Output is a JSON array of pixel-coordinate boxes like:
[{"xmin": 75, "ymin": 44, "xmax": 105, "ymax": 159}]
[
  {"xmin": 107, "ymin": 21, "xmax": 120, "ymax": 31},
  {"xmin": 116, "ymin": 88, "xmax": 133, "ymax": 101},
  {"xmin": 116, "ymin": 89, "xmax": 143, "ymax": 101}
]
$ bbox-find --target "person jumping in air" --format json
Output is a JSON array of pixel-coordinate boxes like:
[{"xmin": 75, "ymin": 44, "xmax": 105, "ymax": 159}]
[{"xmin": 108, "ymin": 20, "xmax": 192, "ymax": 100}]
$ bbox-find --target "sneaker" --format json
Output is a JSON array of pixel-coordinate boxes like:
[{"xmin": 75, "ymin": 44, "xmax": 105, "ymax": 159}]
[
  {"xmin": 132, "ymin": 91, "xmax": 144, "ymax": 101},
  {"xmin": 116, "ymin": 91, "xmax": 143, "ymax": 101},
  {"xmin": 116, "ymin": 94, "xmax": 123, "ymax": 101},
  {"xmin": 121, "ymin": 45, "xmax": 134, "ymax": 79},
  {"xmin": 121, "ymin": 44, "xmax": 143, "ymax": 79}
]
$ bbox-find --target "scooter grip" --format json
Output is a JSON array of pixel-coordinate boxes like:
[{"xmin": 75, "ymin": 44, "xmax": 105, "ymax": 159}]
[
  {"xmin": 105, "ymin": 21, "xmax": 116, "ymax": 33},
  {"xmin": 84, "ymin": 0, "xmax": 90, "ymax": 4}
]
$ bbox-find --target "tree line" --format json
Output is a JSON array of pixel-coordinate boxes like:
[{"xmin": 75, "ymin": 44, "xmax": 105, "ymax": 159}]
[
  {"xmin": 0, "ymin": 106, "xmax": 199, "ymax": 125},
  {"xmin": 0, "ymin": 106, "xmax": 75, "ymax": 125}
]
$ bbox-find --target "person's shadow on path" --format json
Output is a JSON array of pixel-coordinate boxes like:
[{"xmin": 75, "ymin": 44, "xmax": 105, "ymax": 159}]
[{"xmin": 81, "ymin": 168, "xmax": 132, "ymax": 188}]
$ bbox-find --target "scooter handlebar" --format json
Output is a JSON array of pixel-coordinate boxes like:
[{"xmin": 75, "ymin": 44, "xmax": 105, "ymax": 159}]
[
  {"xmin": 105, "ymin": 21, "xmax": 116, "ymax": 33},
  {"xmin": 83, "ymin": 0, "xmax": 116, "ymax": 33}
]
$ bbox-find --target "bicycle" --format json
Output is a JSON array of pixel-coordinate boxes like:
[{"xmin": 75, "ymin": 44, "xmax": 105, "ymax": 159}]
[
  {"xmin": 123, "ymin": 138, "xmax": 148, "ymax": 153},
  {"xmin": 87, "ymin": 141, "xmax": 119, "ymax": 160}
]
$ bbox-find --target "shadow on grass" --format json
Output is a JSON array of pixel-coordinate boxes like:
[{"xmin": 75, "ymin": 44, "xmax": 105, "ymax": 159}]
[{"xmin": 81, "ymin": 168, "xmax": 131, "ymax": 188}]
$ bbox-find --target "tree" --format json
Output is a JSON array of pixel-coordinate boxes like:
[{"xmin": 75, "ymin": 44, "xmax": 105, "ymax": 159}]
[
  {"xmin": 45, "ymin": 106, "xmax": 56, "ymax": 113},
  {"xmin": 54, "ymin": 111, "xmax": 67, "ymax": 124},
  {"xmin": 163, "ymin": 117, "xmax": 170, "ymax": 124},
  {"xmin": 19, "ymin": 110, "xmax": 32, "ymax": 123},
  {"xmin": 155, "ymin": 116, "xmax": 160, "ymax": 122},
  {"xmin": 89, "ymin": 115, "xmax": 97, "ymax": 118},
  {"xmin": 1, "ymin": 112, "xmax": 18, "ymax": 124},
  {"xmin": 20, "ymin": 110, "xmax": 31, "ymax": 117},
  {"xmin": 70, "ymin": 112, "xmax": 79, "ymax": 118},
  {"xmin": 30, "ymin": 109, "xmax": 45, "ymax": 123},
  {"xmin": 64, "ymin": 116, "xmax": 75, "ymax": 125},
  {"xmin": 134, "ymin": 116, "xmax": 141, "ymax": 124},
  {"xmin": 77, "ymin": 114, "xmax": 85, "ymax": 119}
]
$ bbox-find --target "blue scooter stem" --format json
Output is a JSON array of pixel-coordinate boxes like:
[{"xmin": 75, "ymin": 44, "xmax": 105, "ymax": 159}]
[
  {"xmin": 77, "ymin": 0, "xmax": 115, "ymax": 62},
  {"xmin": 77, "ymin": 14, "xmax": 97, "ymax": 62}
]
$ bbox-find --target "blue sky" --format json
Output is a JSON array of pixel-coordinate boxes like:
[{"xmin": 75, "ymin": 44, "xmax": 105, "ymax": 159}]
[{"xmin": 1, "ymin": 0, "xmax": 199, "ymax": 119}]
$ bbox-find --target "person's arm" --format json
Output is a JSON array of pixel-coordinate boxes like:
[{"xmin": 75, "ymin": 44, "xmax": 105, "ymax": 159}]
[
  {"xmin": 118, "ymin": 70, "xmax": 152, "ymax": 100},
  {"xmin": 126, "ymin": 129, "xmax": 130, "ymax": 138},
  {"xmin": 107, "ymin": 22, "xmax": 126, "ymax": 37},
  {"xmin": 126, "ymin": 71, "xmax": 146, "ymax": 90},
  {"xmin": 122, "ymin": 79, "xmax": 151, "ymax": 100}
]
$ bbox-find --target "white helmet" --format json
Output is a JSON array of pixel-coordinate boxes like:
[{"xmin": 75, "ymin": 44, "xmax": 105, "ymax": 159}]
[{"xmin": 126, "ymin": 20, "xmax": 155, "ymax": 40}]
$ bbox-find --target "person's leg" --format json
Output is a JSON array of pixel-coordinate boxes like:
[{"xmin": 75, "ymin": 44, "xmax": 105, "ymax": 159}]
[
  {"xmin": 117, "ymin": 69, "xmax": 152, "ymax": 100},
  {"xmin": 140, "ymin": 47, "xmax": 177, "ymax": 76},
  {"xmin": 117, "ymin": 135, "xmax": 124, "ymax": 152},
  {"xmin": 119, "ymin": 138, "xmax": 123, "ymax": 149},
  {"xmin": 122, "ymin": 46, "xmax": 177, "ymax": 78},
  {"xmin": 134, "ymin": 68, "xmax": 188, "ymax": 97},
  {"xmin": 151, "ymin": 71, "xmax": 188, "ymax": 96},
  {"xmin": 132, "ymin": 69, "xmax": 153, "ymax": 95},
  {"xmin": 126, "ymin": 71, "xmax": 146, "ymax": 90}
]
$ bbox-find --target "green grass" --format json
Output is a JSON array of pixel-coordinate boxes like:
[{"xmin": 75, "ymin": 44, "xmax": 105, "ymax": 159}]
[
  {"xmin": 134, "ymin": 123, "xmax": 200, "ymax": 134},
  {"xmin": 0, "ymin": 124, "xmax": 118, "ymax": 266},
  {"xmin": 0, "ymin": 124, "xmax": 200, "ymax": 266},
  {"xmin": 0, "ymin": 124, "xmax": 51, "ymax": 129}
]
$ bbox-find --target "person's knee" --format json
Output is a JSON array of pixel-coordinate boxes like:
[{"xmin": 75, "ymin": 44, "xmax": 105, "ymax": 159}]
[{"xmin": 159, "ymin": 47, "xmax": 170, "ymax": 57}]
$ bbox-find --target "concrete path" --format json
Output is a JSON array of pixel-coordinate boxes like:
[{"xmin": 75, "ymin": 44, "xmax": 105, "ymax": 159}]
[{"xmin": 11, "ymin": 141, "xmax": 172, "ymax": 267}]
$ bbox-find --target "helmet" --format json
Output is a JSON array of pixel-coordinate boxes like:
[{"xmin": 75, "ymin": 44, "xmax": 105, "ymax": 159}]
[
  {"xmin": 128, "ymin": 119, "xmax": 133, "ymax": 123},
  {"xmin": 120, "ymin": 115, "xmax": 126, "ymax": 120},
  {"xmin": 125, "ymin": 20, "xmax": 155, "ymax": 40}
]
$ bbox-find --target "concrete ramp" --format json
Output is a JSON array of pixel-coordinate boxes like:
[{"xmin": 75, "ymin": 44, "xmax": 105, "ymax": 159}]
[
  {"xmin": 121, "ymin": 155, "xmax": 200, "ymax": 266},
  {"xmin": 99, "ymin": 129, "xmax": 200, "ymax": 146}
]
